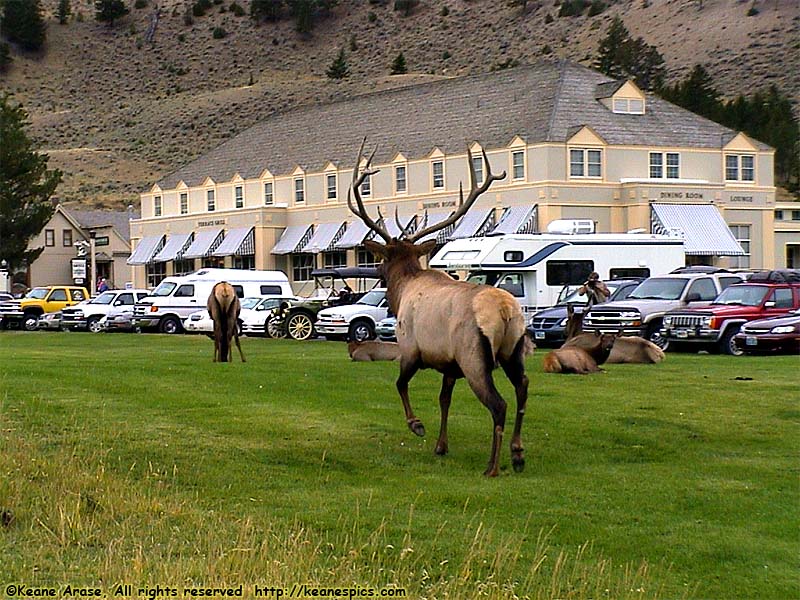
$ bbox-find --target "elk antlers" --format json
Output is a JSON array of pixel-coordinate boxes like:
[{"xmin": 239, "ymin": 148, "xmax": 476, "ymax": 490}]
[{"xmin": 348, "ymin": 139, "xmax": 506, "ymax": 244}]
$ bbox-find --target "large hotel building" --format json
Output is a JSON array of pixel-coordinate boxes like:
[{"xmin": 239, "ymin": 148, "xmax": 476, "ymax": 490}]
[{"xmin": 128, "ymin": 60, "xmax": 792, "ymax": 291}]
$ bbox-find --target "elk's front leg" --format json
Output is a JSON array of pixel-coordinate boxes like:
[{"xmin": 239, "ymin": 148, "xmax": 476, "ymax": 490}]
[
  {"xmin": 435, "ymin": 375, "xmax": 456, "ymax": 455},
  {"xmin": 396, "ymin": 357, "xmax": 424, "ymax": 437}
]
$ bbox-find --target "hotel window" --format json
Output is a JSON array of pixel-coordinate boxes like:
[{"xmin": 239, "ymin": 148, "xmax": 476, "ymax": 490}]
[
  {"xmin": 207, "ymin": 189, "xmax": 216, "ymax": 212},
  {"xmin": 512, "ymin": 150, "xmax": 525, "ymax": 180},
  {"xmin": 264, "ymin": 181, "xmax": 274, "ymax": 206},
  {"xmin": 146, "ymin": 262, "xmax": 167, "ymax": 289},
  {"xmin": 792, "ymin": 210, "xmax": 800, "ymax": 221},
  {"xmin": 62, "ymin": 229, "xmax": 73, "ymax": 247},
  {"xmin": 395, "ymin": 165, "xmax": 407, "ymax": 193},
  {"xmin": 726, "ymin": 154, "xmax": 755, "ymax": 182},
  {"xmin": 570, "ymin": 149, "xmax": 602, "ymax": 178},
  {"xmin": 612, "ymin": 97, "xmax": 645, "ymax": 114},
  {"xmin": 323, "ymin": 251, "xmax": 347, "ymax": 269},
  {"xmin": 233, "ymin": 255, "xmax": 255, "ymax": 270},
  {"xmin": 294, "ymin": 178, "xmax": 305, "ymax": 204},
  {"xmin": 327, "ymin": 174, "xmax": 337, "ymax": 201},
  {"xmin": 154, "ymin": 195, "xmax": 162, "ymax": 217},
  {"xmin": 472, "ymin": 154, "xmax": 484, "ymax": 185},
  {"xmin": 728, "ymin": 225, "xmax": 750, "ymax": 268},
  {"xmin": 649, "ymin": 152, "xmax": 680, "ymax": 179},
  {"xmin": 180, "ymin": 193, "xmax": 188, "ymax": 215},
  {"xmin": 45, "ymin": 229, "xmax": 55, "ymax": 247},
  {"xmin": 774, "ymin": 210, "xmax": 783, "ymax": 220},
  {"xmin": 357, "ymin": 248, "xmax": 380, "ymax": 268},
  {"xmin": 360, "ymin": 172, "xmax": 371, "ymax": 197},
  {"xmin": 235, "ymin": 186, "xmax": 244, "ymax": 208},
  {"xmin": 432, "ymin": 160, "xmax": 444, "ymax": 189},
  {"xmin": 173, "ymin": 258, "xmax": 194, "ymax": 276},
  {"xmin": 292, "ymin": 254, "xmax": 313, "ymax": 281}
]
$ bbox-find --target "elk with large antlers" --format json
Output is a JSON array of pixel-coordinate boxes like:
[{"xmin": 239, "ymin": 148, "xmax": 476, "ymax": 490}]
[{"xmin": 348, "ymin": 140, "xmax": 531, "ymax": 476}]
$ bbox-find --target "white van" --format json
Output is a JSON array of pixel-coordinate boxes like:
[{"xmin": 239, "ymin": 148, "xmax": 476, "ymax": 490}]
[
  {"xmin": 429, "ymin": 233, "xmax": 685, "ymax": 314},
  {"xmin": 133, "ymin": 268, "xmax": 292, "ymax": 333}
]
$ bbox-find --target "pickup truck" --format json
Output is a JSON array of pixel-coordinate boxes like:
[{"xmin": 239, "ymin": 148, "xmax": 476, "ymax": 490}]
[
  {"xmin": 582, "ymin": 272, "xmax": 743, "ymax": 350},
  {"xmin": 660, "ymin": 271, "xmax": 800, "ymax": 355},
  {"xmin": 0, "ymin": 285, "xmax": 90, "ymax": 331},
  {"xmin": 61, "ymin": 289, "xmax": 151, "ymax": 332}
]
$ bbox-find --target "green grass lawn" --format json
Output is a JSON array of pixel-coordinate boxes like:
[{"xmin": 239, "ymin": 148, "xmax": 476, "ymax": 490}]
[{"xmin": 0, "ymin": 332, "xmax": 797, "ymax": 599}]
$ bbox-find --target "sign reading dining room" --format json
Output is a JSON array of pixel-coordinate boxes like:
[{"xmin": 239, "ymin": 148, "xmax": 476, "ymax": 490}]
[{"xmin": 659, "ymin": 191, "xmax": 705, "ymax": 200}]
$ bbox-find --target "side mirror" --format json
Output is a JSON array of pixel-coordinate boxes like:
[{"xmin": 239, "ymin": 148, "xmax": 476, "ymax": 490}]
[
  {"xmin": 113, "ymin": 300, "xmax": 122, "ymax": 306},
  {"xmin": 686, "ymin": 292, "xmax": 702, "ymax": 303},
  {"xmin": 764, "ymin": 301, "xmax": 776, "ymax": 308}
]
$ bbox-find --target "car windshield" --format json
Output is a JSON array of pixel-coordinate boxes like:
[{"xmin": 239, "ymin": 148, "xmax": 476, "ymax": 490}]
[
  {"xmin": 90, "ymin": 292, "xmax": 116, "ymax": 305},
  {"xmin": 357, "ymin": 290, "xmax": 386, "ymax": 306},
  {"xmin": 711, "ymin": 285, "xmax": 768, "ymax": 307},
  {"xmin": 240, "ymin": 297, "xmax": 261, "ymax": 310},
  {"xmin": 628, "ymin": 278, "xmax": 688, "ymax": 300},
  {"xmin": 26, "ymin": 288, "xmax": 48, "ymax": 299},
  {"xmin": 151, "ymin": 282, "xmax": 176, "ymax": 297}
]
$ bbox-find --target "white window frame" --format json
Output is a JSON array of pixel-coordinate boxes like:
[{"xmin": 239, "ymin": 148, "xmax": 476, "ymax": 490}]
[
  {"xmin": 728, "ymin": 224, "xmax": 750, "ymax": 269},
  {"xmin": 235, "ymin": 185, "xmax": 244, "ymax": 209},
  {"xmin": 360, "ymin": 172, "xmax": 372, "ymax": 197},
  {"xmin": 180, "ymin": 192, "xmax": 188, "ymax": 215},
  {"xmin": 294, "ymin": 177, "xmax": 305, "ymax": 205},
  {"xmin": 649, "ymin": 152, "xmax": 680, "ymax": 179},
  {"xmin": 394, "ymin": 164, "xmax": 407, "ymax": 194},
  {"xmin": 326, "ymin": 173, "xmax": 337, "ymax": 201},
  {"xmin": 511, "ymin": 150, "xmax": 525, "ymax": 181},
  {"xmin": 612, "ymin": 97, "xmax": 645, "ymax": 114},
  {"xmin": 725, "ymin": 154, "xmax": 755, "ymax": 182},
  {"xmin": 569, "ymin": 148, "xmax": 603, "ymax": 179},
  {"xmin": 206, "ymin": 189, "xmax": 216, "ymax": 212},
  {"xmin": 432, "ymin": 160, "xmax": 445, "ymax": 190},
  {"xmin": 263, "ymin": 181, "xmax": 274, "ymax": 206},
  {"xmin": 471, "ymin": 154, "xmax": 484, "ymax": 185},
  {"xmin": 154, "ymin": 195, "xmax": 162, "ymax": 217}
]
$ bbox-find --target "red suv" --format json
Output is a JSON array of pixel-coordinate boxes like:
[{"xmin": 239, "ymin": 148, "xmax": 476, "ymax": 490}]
[{"xmin": 660, "ymin": 270, "xmax": 800, "ymax": 355}]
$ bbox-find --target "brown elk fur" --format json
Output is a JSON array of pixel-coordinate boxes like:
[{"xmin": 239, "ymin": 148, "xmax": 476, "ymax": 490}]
[
  {"xmin": 207, "ymin": 281, "xmax": 245, "ymax": 363},
  {"xmin": 545, "ymin": 332, "xmax": 616, "ymax": 374},
  {"xmin": 348, "ymin": 340, "xmax": 402, "ymax": 362}
]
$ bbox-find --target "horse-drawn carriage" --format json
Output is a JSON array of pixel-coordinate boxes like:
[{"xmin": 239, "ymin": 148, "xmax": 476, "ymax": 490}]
[{"xmin": 266, "ymin": 267, "xmax": 381, "ymax": 340}]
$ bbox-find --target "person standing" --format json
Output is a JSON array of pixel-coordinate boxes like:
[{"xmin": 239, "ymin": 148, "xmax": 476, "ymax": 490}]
[{"xmin": 578, "ymin": 272, "xmax": 609, "ymax": 306}]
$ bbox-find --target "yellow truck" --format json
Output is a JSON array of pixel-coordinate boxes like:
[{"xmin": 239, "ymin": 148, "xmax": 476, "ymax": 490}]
[{"xmin": 0, "ymin": 286, "xmax": 90, "ymax": 331}]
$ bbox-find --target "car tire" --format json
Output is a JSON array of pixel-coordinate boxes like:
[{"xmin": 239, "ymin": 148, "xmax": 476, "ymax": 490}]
[
  {"xmin": 265, "ymin": 316, "xmax": 287, "ymax": 339},
  {"xmin": 646, "ymin": 320, "xmax": 669, "ymax": 351},
  {"xmin": 287, "ymin": 312, "xmax": 314, "ymax": 341},
  {"xmin": 720, "ymin": 326, "xmax": 744, "ymax": 356},
  {"xmin": 87, "ymin": 316, "xmax": 103, "ymax": 334},
  {"xmin": 349, "ymin": 319, "xmax": 375, "ymax": 342},
  {"xmin": 23, "ymin": 312, "xmax": 40, "ymax": 332},
  {"xmin": 159, "ymin": 316, "xmax": 182, "ymax": 334}
]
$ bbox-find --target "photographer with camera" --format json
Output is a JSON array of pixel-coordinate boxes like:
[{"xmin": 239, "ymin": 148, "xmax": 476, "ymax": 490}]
[{"xmin": 578, "ymin": 271, "xmax": 610, "ymax": 306}]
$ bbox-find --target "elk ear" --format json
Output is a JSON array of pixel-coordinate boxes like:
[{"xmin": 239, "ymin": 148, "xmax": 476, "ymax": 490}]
[
  {"xmin": 414, "ymin": 240, "xmax": 438, "ymax": 257},
  {"xmin": 364, "ymin": 240, "xmax": 388, "ymax": 258}
]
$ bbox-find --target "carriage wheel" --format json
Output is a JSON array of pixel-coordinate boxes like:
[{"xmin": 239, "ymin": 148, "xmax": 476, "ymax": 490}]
[
  {"xmin": 265, "ymin": 316, "xmax": 287, "ymax": 339},
  {"xmin": 287, "ymin": 313, "xmax": 314, "ymax": 341}
]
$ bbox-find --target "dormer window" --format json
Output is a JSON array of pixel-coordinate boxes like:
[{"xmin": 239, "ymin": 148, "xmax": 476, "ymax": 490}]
[
  {"xmin": 154, "ymin": 195, "xmax": 162, "ymax": 217},
  {"xmin": 612, "ymin": 97, "xmax": 644, "ymax": 114}
]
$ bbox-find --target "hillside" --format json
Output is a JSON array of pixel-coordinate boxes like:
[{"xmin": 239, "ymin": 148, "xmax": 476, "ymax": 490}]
[{"xmin": 2, "ymin": 0, "xmax": 798, "ymax": 207}]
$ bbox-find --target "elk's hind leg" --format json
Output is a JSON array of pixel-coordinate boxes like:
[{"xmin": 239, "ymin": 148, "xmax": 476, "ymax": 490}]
[
  {"xmin": 397, "ymin": 356, "xmax": 425, "ymax": 437},
  {"xmin": 435, "ymin": 375, "xmax": 457, "ymax": 455},
  {"xmin": 500, "ymin": 336, "xmax": 529, "ymax": 473}
]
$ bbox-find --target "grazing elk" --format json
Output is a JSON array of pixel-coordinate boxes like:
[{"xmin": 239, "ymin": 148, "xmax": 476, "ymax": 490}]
[
  {"xmin": 348, "ymin": 340, "xmax": 402, "ymax": 362},
  {"xmin": 207, "ymin": 281, "xmax": 245, "ymax": 363},
  {"xmin": 543, "ymin": 333, "xmax": 616, "ymax": 374},
  {"xmin": 347, "ymin": 139, "xmax": 531, "ymax": 477}
]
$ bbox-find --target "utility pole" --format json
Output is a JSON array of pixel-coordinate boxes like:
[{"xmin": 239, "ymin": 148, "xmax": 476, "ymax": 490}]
[{"xmin": 89, "ymin": 230, "xmax": 97, "ymax": 295}]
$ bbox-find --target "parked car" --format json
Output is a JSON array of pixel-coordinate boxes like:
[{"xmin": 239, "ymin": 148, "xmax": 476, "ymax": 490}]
[
  {"xmin": 582, "ymin": 272, "xmax": 744, "ymax": 350},
  {"xmin": 269, "ymin": 267, "xmax": 380, "ymax": 341},
  {"xmin": 376, "ymin": 315, "xmax": 397, "ymax": 342},
  {"xmin": 61, "ymin": 289, "xmax": 150, "ymax": 333},
  {"xmin": 661, "ymin": 272, "xmax": 800, "ymax": 355},
  {"xmin": 527, "ymin": 278, "xmax": 644, "ymax": 346},
  {"xmin": 734, "ymin": 308, "xmax": 800, "ymax": 354},
  {"xmin": 314, "ymin": 288, "xmax": 389, "ymax": 342},
  {"xmin": 100, "ymin": 306, "xmax": 138, "ymax": 332},
  {"xmin": 0, "ymin": 285, "xmax": 89, "ymax": 331},
  {"xmin": 240, "ymin": 296, "xmax": 297, "ymax": 337},
  {"xmin": 37, "ymin": 311, "xmax": 63, "ymax": 331}
]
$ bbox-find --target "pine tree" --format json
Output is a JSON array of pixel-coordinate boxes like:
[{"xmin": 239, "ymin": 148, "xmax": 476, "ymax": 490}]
[
  {"xmin": 390, "ymin": 52, "xmax": 407, "ymax": 75},
  {"xmin": 0, "ymin": 43, "xmax": 12, "ymax": 72},
  {"xmin": 250, "ymin": 0, "xmax": 283, "ymax": 22},
  {"xmin": 287, "ymin": 0, "xmax": 314, "ymax": 33},
  {"xmin": 58, "ymin": 0, "xmax": 72, "ymax": 24},
  {"xmin": 326, "ymin": 48, "xmax": 349, "ymax": 79},
  {"xmin": 0, "ymin": 95, "xmax": 62, "ymax": 272},
  {"xmin": 678, "ymin": 64, "xmax": 720, "ymax": 120},
  {"xmin": 595, "ymin": 17, "xmax": 629, "ymax": 80},
  {"xmin": 1, "ymin": 0, "xmax": 47, "ymax": 52},
  {"xmin": 95, "ymin": 0, "xmax": 130, "ymax": 27},
  {"xmin": 594, "ymin": 17, "xmax": 665, "ymax": 91}
]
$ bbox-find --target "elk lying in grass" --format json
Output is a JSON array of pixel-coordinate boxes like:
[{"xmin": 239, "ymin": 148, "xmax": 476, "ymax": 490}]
[
  {"xmin": 543, "ymin": 332, "xmax": 616, "ymax": 374},
  {"xmin": 207, "ymin": 281, "xmax": 245, "ymax": 363},
  {"xmin": 348, "ymin": 340, "xmax": 401, "ymax": 362},
  {"xmin": 563, "ymin": 305, "xmax": 664, "ymax": 364},
  {"xmin": 348, "ymin": 139, "xmax": 531, "ymax": 477}
]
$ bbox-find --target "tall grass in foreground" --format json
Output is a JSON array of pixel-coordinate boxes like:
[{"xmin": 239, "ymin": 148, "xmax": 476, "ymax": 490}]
[{"xmin": 1, "ymin": 421, "xmax": 669, "ymax": 599}]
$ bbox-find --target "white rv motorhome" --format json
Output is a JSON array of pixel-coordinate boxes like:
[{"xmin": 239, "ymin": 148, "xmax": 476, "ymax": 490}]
[
  {"xmin": 133, "ymin": 268, "xmax": 292, "ymax": 333},
  {"xmin": 429, "ymin": 233, "xmax": 685, "ymax": 314}
]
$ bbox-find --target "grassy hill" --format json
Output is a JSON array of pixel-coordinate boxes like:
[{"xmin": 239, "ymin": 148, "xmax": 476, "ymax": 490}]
[{"xmin": 2, "ymin": 0, "xmax": 798, "ymax": 207}]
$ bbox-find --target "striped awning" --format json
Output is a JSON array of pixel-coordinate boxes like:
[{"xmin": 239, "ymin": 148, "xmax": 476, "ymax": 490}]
[
  {"xmin": 372, "ymin": 214, "xmax": 415, "ymax": 244},
  {"xmin": 300, "ymin": 222, "xmax": 346, "ymax": 254},
  {"xmin": 213, "ymin": 227, "xmax": 255, "ymax": 257},
  {"xmin": 488, "ymin": 205, "xmax": 538, "ymax": 236},
  {"xmin": 416, "ymin": 212, "xmax": 456, "ymax": 244},
  {"xmin": 651, "ymin": 203, "xmax": 745, "ymax": 256},
  {"xmin": 127, "ymin": 235, "xmax": 166, "ymax": 265},
  {"xmin": 271, "ymin": 224, "xmax": 313, "ymax": 255},
  {"xmin": 183, "ymin": 229, "xmax": 225, "ymax": 259},
  {"xmin": 449, "ymin": 207, "xmax": 495, "ymax": 239},
  {"xmin": 152, "ymin": 232, "xmax": 194, "ymax": 262},
  {"xmin": 334, "ymin": 221, "xmax": 371, "ymax": 249}
]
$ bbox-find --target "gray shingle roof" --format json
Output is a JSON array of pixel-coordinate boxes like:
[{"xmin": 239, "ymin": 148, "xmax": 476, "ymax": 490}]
[
  {"xmin": 157, "ymin": 60, "xmax": 769, "ymax": 190},
  {"xmin": 65, "ymin": 207, "xmax": 139, "ymax": 242}
]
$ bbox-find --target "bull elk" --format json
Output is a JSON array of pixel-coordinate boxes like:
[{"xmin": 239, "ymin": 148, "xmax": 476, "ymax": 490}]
[
  {"xmin": 207, "ymin": 281, "xmax": 245, "ymax": 363},
  {"xmin": 348, "ymin": 139, "xmax": 531, "ymax": 477}
]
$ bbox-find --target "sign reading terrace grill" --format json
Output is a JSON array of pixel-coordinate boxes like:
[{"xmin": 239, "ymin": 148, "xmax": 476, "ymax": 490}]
[
  {"xmin": 659, "ymin": 191, "xmax": 705, "ymax": 200},
  {"xmin": 197, "ymin": 219, "xmax": 226, "ymax": 227}
]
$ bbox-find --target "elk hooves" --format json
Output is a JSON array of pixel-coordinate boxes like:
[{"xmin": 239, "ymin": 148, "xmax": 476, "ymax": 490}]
[
  {"xmin": 408, "ymin": 419, "xmax": 425, "ymax": 437},
  {"xmin": 483, "ymin": 465, "xmax": 500, "ymax": 477},
  {"xmin": 511, "ymin": 446, "xmax": 525, "ymax": 472},
  {"xmin": 434, "ymin": 442, "xmax": 448, "ymax": 455}
]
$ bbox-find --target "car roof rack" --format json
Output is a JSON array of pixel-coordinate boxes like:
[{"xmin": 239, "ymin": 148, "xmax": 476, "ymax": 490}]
[
  {"xmin": 746, "ymin": 269, "xmax": 800, "ymax": 283},
  {"xmin": 669, "ymin": 266, "xmax": 731, "ymax": 274}
]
